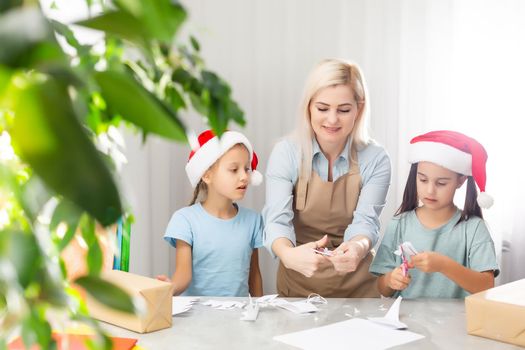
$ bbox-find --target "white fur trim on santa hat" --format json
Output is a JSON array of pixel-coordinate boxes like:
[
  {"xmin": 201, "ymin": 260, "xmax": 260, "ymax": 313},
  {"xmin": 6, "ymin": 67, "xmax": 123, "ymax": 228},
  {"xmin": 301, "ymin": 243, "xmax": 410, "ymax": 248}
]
[
  {"xmin": 185, "ymin": 131, "xmax": 255, "ymax": 188},
  {"xmin": 408, "ymin": 141, "xmax": 472, "ymax": 175},
  {"xmin": 477, "ymin": 192, "xmax": 494, "ymax": 209},
  {"xmin": 250, "ymin": 170, "xmax": 263, "ymax": 186}
]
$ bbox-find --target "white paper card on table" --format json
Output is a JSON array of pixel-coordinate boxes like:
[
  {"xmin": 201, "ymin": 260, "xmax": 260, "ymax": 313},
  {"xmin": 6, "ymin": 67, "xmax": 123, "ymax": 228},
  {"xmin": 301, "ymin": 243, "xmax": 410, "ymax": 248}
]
[
  {"xmin": 367, "ymin": 296, "xmax": 407, "ymax": 329},
  {"xmin": 172, "ymin": 296, "xmax": 199, "ymax": 316},
  {"xmin": 273, "ymin": 318, "xmax": 424, "ymax": 350}
]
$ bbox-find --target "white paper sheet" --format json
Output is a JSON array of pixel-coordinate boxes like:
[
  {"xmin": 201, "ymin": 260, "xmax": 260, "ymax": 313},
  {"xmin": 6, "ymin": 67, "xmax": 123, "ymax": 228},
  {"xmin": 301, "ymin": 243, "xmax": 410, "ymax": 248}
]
[
  {"xmin": 273, "ymin": 318, "xmax": 424, "ymax": 350},
  {"xmin": 172, "ymin": 296, "xmax": 199, "ymax": 316}
]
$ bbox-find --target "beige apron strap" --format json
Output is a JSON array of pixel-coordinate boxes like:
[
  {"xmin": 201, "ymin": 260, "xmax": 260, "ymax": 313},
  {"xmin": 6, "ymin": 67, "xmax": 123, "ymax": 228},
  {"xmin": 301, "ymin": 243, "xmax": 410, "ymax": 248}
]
[
  {"xmin": 295, "ymin": 176, "xmax": 308, "ymax": 211},
  {"xmin": 348, "ymin": 144, "xmax": 359, "ymax": 174}
]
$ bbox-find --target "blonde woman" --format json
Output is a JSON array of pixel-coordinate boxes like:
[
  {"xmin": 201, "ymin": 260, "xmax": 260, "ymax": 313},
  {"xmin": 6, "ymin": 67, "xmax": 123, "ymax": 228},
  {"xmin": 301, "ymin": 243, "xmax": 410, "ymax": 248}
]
[{"xmin": 263, "ymin": 59, "xmax": 391, "ymax": 297}]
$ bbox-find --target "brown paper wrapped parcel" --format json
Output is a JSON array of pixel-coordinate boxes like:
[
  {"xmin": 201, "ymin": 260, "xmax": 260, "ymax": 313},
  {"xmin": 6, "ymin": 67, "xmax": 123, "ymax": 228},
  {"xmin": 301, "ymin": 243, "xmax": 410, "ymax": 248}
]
[
  {"xmin": 85, "ymin": 270, "xmax": 173, "ymax": 333},
  {"xmin": 465, "ymin": 278, "xmax": 525, "ymax": 347}
]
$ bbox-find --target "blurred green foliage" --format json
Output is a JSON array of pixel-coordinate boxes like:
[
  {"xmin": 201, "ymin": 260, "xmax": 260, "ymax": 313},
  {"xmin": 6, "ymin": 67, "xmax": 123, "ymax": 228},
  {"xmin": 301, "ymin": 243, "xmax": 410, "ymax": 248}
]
[{"xmin": 0, "ymin": 0, "xmax": 245, "ymax": 348}]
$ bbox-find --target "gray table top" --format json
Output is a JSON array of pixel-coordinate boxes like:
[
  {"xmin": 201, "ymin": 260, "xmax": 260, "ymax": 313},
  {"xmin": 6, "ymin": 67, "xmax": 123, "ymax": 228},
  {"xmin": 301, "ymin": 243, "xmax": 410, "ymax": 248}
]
[{"xmin": 102, "ymin": 297, "xmax": 522, "ymax": 349}]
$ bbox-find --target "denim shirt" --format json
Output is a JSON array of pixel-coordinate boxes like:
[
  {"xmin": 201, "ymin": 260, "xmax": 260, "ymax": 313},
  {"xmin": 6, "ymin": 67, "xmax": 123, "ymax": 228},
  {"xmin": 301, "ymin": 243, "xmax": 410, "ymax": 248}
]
[{"xmin": 262, "ymin": 137, "xmax": 391, "ymax": 257}]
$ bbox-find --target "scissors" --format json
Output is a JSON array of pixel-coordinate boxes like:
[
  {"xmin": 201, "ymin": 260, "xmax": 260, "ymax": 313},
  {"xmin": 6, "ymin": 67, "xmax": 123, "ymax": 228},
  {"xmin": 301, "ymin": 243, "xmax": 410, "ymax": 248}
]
[
  {"xmin": 399, "ymin": 245, "xmax": 409, "ymax": 277},
  {"xmin": 312, "ymin": 247, "xmax": 334, "ymax": 257}
]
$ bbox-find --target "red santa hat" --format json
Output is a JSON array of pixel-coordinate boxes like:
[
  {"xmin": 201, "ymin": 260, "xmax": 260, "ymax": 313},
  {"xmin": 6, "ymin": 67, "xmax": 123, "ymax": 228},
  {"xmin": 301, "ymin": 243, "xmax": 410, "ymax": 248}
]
[
  {"xmin": 408, "ymin": 130, "xmax": 493, "ymax": 208},
  {"xmin": 185, "ymin": 129, "xmax": 263, "ymax": 188}
]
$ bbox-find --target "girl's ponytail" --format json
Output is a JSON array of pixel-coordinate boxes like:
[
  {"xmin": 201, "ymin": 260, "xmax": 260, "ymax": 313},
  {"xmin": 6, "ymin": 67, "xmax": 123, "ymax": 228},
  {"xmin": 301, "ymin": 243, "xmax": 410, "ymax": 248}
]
[
  {"xmin": 395, "ymin": 163, "xmax": 419, "ymax": 216},
  {"xmin": 190, "ymin": 180, "xmax": 207, "ymax": 205},
  {"xmin": 460, "ymin": 176, "xmax": 483, "ymax": 221}
]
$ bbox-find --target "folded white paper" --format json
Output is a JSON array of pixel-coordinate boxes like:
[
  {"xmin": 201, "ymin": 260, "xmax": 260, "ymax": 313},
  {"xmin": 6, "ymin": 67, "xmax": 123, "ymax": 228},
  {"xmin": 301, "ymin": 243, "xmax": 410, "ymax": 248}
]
[
  {"xmin": 172, "ymin": 296, "xmax": 199, "ymax": 316},
  {"xmin": 368, "ymin": 296, "xmax": 407, "ymax": 329},
  {"xmin": 201, "ymin": 299, "xmax": 246, "ymax": 309},
  {"xmin": 273, "ymin": 299, "xmax": 319, "ymax": 314}
]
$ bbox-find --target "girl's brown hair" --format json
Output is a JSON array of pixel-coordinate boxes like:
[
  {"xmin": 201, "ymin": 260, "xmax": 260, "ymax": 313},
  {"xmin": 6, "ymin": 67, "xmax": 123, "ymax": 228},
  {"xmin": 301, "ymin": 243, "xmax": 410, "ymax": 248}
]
[{"xmin": 190, "ymin": 180, "xmax": 207, "ymax": 205}]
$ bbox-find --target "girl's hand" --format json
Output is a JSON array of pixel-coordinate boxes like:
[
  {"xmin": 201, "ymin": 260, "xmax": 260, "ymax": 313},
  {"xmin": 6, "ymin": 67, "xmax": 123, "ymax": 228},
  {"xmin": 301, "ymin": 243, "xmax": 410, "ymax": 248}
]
[
  {"xmin": 329, "ymin": 241, "xmax": 367, "ymax": 274},
  {"xmin": 409, "ymin": 252, "xmax": 445, "ymax": 273},
  {"xmin": 156, "ymin": 275, "xmax": 171, "ymax": 283},
  {"xmin": 386, "ymin": 266, "xmax": 411, "ymax": 290},
  {"xmin": 281, "ymin": 235, "xmax": 331, "ymax": 278}
]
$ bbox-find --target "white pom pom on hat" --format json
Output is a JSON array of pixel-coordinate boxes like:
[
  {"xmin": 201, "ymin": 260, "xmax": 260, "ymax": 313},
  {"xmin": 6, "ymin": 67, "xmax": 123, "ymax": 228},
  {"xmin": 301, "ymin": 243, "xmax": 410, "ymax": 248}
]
[
  {"xmin": 407, "ymin": 130, "xmax": 493, "ymax": 209},
  {"xmin": 185, "ymin": 129, "xmax": 263, "ymax": 188}
]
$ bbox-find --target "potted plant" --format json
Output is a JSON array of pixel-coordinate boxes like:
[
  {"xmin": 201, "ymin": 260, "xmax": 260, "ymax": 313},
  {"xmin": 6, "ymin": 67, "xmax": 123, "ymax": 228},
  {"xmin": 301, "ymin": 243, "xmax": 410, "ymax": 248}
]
[{"xmin": 0, "ymin": 0, "xmax": 245, "ymax": 348}]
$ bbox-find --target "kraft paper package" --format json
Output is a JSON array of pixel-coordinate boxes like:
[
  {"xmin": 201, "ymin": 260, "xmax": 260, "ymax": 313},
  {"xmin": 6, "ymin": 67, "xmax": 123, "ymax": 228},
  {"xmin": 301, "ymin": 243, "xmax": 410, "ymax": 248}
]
[
  {"xmin": 465, "ymin": 278, "xmax": 525, "ymax": 347},
  {"xmin": 85, "ymin": 270, "xmax": 173, "ymax": 333}
]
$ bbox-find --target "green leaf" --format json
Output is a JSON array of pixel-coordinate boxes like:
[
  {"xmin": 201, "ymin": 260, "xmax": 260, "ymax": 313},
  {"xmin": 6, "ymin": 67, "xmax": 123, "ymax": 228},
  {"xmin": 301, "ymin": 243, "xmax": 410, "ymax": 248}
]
[
  {"xmin": 20, "ymin": 175, "xmax": 52, "ymax": 222},
  {"xmin": 0, "ymin": 1, "xmax": 23, "ymax": 14},
  {"xmin": 3, "ymin": 72, "xmax": 122, "ymax": 226},
  {"xmin": 190, "ymin": 35, "xmax": 200, "ymax": 52},
  {"xmin": 0, "ymin": 6, "xmax": 64, "ymax": 69},
  {"xmin": 22, "ymin": 308, "xmax": 54, "ymax": 350},
  {"xmin": 115, "ymin": 0, "xmax": 187, "ymax": 42},
  {"xmin": 189, "ymin": 91, "xmax": 208, "ymax": 116},
  {"xmin": 226, "ymin": 99, "xmax": 245, "ymax": 126},
  {"xmin": 171, "ymin": 67, "xmax": 192, "ymax": 87},
  {"xmin": 50, "ymin": 20, "xmax": 94, "ymax": 67},
  {"xmin": 78, "ymin": 215, "xmax": 103, "ymax": 276},
  {"xmin": 37, "ymin": 266, "xmax": 68, "ymax": 307},
  {"xmin": 95, "ymin": 70, "xmax": 187, "ymax": 142},
  {"xmin": 201, "ymin": 70, "xmax": 231, "ymax": 98},
  {"xmin": 165, "ymin": 85, "xmax": 186, "ymax": 111},
  {"xmin": 87, "ymin": 239, "xmax": 103, "ymax": 275},
  {"xmin": 76, "ymin": 10, "xmax": 148, "ymax": 49},
  {"xmin": 0, "ymin": 65, "xmax": 11, "ymax": 95},
  {"xmin": 50, "ymin": 199, "xmax": 83, "ymax": 251},
  {"xmin": 74, "ymin": 275, "xmax": 136, "ymax": 314},
  {"xmin": 1, "ymin": 230, "xmax": 40, "ymax": 288}
]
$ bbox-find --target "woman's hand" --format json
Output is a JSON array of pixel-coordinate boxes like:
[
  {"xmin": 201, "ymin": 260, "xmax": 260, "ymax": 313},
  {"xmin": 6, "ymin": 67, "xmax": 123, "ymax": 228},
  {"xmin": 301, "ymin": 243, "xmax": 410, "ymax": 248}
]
[
  {"xmin": 386, "ymin": 266, "xmax": 411, "ymax": 291},
  {"xmin": 329, "ymin": 236, "xmax": 370, "ymax": 274},
  {"xmin": 409, "ymin": 251, "xmax": 445, "ymax": 273},
  {"xmin": 277, "ymin": 235, "xmax": 332, "ymax": 278}
]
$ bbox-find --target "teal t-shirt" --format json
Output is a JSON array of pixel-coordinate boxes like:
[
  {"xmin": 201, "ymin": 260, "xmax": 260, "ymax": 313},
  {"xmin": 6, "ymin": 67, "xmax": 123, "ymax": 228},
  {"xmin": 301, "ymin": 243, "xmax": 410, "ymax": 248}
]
[
  {"xmin": 370, "ymin": 209, "xmax": 499, "ymax": 298},
  {"xmin": 164, "ymin": 203, "xmax": 263, "ymax": 297}
]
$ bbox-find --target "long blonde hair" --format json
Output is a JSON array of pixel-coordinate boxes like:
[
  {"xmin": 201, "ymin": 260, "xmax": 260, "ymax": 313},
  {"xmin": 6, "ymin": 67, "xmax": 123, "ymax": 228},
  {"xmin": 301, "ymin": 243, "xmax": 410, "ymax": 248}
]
[{"xmin": 292, "ymin": 58, "xmax": 371, "ymax": 182}]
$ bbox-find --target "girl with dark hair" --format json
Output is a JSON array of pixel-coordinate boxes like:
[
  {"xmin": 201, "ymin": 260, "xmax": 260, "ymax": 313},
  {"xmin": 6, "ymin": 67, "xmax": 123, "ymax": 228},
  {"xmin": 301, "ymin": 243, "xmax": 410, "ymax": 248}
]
[{"xmin": 370, "ymin": 130, "xmax": 499, "ymax": 298}]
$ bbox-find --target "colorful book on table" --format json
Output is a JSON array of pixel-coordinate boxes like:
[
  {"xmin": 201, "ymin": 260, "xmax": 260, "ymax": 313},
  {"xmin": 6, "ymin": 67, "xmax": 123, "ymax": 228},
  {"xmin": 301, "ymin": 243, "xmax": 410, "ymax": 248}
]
[{"xmin": 8, "ymin": 333, "xmax": 138, "ymax": 350}]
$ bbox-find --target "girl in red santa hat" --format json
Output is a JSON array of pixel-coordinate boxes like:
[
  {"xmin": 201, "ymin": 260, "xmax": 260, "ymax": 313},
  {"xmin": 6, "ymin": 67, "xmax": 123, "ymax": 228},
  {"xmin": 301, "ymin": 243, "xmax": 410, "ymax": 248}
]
[
  {"xmin": 370, "ymin": 130, "xmax": 499, "ymax": 298},
  {"xmin": 157, "ymin": 129, "xmax": 264, "ymax": 297}
]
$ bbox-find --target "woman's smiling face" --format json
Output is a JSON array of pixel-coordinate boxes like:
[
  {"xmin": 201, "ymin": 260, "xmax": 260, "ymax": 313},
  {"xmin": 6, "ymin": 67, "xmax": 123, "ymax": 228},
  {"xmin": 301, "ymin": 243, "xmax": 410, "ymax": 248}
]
[{"xmin": 309, "ymin": 84, "xmax": 360, "ymax": 150}]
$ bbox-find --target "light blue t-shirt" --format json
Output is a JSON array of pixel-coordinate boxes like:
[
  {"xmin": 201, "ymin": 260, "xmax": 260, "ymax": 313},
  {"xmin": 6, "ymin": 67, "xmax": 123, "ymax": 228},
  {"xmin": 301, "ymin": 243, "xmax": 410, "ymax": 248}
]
[
  {"xmin": 370, "ymin": 209, "xmax": 499, "ymax": 298},
  {"xmin": 262, "ymin": 137, "xmax": 391, "ymax": 257},
  {"xmin": 164, "ymin": 203, "xmax": 263, "ymax": 297}
]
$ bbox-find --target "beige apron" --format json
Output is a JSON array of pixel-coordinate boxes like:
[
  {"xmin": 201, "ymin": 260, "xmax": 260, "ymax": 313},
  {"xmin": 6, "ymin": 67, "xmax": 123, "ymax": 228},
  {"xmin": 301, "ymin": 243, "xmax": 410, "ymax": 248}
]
[{"xmin": 277, "ymin": 147, "xmax": 380, "ymax": 297}]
